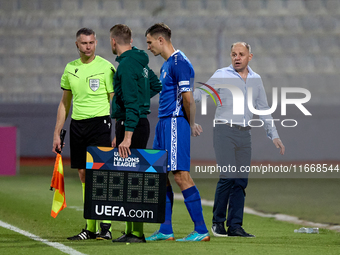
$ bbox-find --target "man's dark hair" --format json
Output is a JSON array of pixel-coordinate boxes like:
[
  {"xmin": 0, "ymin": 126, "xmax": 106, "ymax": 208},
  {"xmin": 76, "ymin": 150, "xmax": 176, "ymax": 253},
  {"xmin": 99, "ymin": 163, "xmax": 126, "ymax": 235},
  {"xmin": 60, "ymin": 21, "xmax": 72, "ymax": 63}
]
[
  {"xmin": 76, "ymin": 28, "xmax": 96, "ymax": 38},
  {"xmin": 110, "ymin": 24, "xmax": 132, "ymax": 45},
  {"xmin": 145, "ymin": 23, "xmax": 171, "ymax": 41}
]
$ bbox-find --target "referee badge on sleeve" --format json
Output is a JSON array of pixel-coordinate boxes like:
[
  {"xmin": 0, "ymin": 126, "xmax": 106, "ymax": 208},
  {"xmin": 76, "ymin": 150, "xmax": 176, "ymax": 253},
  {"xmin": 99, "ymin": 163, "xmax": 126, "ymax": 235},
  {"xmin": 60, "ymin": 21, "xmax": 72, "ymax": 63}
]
[{"xmin": 89, "ymin": 79, "xmax": 100, "ymax": 91}]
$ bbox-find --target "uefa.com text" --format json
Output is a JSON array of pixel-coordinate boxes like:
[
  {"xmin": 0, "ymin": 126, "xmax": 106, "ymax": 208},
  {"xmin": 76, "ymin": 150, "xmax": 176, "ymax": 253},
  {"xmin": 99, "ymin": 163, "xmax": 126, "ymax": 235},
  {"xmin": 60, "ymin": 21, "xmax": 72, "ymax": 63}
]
[{"xmin": 95, "ymin": 205, "xmax": 154, "ymax": 219}]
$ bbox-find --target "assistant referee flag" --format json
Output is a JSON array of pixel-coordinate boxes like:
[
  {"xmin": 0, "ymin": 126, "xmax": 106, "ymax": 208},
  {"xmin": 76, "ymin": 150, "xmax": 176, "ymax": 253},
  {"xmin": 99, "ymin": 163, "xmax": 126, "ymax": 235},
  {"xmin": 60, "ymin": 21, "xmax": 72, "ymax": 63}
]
[{"xmin": 50, "ymin": 153, "xmax": 67, "ymax": 218}]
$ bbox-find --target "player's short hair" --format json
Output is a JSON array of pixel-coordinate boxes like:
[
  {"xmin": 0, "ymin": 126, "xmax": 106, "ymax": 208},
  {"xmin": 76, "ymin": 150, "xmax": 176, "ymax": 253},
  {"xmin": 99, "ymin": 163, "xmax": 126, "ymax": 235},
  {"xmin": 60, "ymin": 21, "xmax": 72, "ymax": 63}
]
[
  {"xmin": 110, "ymin": 24, "xmax": 132, "ymax": 45},
  {"xmin": 145, "ymin": 23, "xmax": 171, "ymax": 41},
  {"xmin": 231, "ymin": 42, "xmax": 252, "ymax": 54},
  {"xmin": 76, "ymin": 28, "xmax": 96, "ymax": 38}
]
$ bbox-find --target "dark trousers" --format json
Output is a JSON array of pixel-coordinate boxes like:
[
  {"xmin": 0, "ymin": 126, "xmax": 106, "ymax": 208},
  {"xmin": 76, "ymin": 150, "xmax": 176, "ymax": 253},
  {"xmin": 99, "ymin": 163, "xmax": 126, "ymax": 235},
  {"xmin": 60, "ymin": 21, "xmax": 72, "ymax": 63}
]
[
  {"xmin": 115, "ymin": 118, "xmax": 150, "ymax": 149},
  {"xmin": 212, "ymin": 124, "xmax": 251, "ymax": 230}
]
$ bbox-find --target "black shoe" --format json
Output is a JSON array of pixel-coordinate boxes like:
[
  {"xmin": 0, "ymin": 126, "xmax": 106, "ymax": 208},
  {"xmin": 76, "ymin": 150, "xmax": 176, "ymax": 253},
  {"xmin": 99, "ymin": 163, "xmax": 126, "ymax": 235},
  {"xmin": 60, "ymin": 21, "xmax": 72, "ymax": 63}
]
[
  {"xmin": 96, "ymin": 223, "xmax": 112, "ymax": 240},
  {"xmin": 67, "ymin": 229, "xmax": 97, "ymax": 240},
  {"xmin": 211, "ymin": 222, "xmax": 228, "ymax": 237},
  {"xmin": 227, "ymin": 227, "xmax": 255, "ymax": 238},
  {"xmin": 112, "ymin": 233, "xmax": 146, "ymax": 243}
]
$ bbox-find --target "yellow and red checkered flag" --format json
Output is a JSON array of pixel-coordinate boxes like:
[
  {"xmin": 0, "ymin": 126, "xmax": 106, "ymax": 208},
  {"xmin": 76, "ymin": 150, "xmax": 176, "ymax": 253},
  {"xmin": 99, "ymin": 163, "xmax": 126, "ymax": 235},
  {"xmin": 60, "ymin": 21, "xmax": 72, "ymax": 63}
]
[
  {"xmin": 50, "ymin": 129, "xmax": 67, "ymax": 218},
  {"xmin": 50, "ymin": 153, "xmax": 67, "ymax": 218}
]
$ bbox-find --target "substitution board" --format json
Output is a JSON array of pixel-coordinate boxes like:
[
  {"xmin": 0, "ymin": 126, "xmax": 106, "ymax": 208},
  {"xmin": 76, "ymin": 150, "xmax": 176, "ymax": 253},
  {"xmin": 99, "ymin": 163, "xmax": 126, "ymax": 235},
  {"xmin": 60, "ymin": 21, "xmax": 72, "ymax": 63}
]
[{"xmin": 84, "ymin": 146, "xmax": 167, "ymax": 223}]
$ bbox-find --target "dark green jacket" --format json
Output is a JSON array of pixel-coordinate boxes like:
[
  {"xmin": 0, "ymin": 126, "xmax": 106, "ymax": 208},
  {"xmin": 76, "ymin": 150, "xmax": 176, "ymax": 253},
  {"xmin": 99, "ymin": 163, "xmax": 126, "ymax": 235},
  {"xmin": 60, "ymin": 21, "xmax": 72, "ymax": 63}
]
[{"xmin": 111, "ymin": 46, "xmax": 162, "ymax": 132}]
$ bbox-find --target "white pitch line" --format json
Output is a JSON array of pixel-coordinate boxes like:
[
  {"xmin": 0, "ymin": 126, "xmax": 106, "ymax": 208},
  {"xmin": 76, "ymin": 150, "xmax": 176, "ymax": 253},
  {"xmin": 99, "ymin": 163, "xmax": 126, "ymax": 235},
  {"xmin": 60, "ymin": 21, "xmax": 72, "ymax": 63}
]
[
  {"xmin": 67, "ymin": 196, "xmax": 340, "ymax": 232},
  {"xmin": 174, "ymin": 193, "xmax": 340, "ymax": 232},
  {"xmin": 0, "ymin": 220, "xmax": 86, "ymax": 255},
  {"xmin": 67, "ymin": 206, "xmax": 84, "ymax": 211}
]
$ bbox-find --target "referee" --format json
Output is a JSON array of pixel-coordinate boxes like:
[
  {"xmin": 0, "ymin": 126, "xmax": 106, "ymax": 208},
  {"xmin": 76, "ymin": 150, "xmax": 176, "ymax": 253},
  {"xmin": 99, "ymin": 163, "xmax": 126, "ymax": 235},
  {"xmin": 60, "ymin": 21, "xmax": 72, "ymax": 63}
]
[{"xmin": 52, "ymin": 28, "xmax": 116, "ymax": 241}]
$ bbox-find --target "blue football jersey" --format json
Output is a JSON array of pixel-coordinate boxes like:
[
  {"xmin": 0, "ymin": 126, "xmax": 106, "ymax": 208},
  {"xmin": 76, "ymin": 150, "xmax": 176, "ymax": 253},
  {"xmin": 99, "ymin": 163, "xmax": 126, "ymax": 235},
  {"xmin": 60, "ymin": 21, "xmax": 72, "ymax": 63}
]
[{"xmin": 158, "ymin": 50, "xmax": 194, "ymax": 118}]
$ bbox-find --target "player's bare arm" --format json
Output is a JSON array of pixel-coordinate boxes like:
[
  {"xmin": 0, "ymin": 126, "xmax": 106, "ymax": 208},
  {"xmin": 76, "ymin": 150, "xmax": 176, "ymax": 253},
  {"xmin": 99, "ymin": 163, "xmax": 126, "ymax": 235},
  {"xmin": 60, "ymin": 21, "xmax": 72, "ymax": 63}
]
[{"xmin": 182, "ymin": 91, "xmax": 202, "ymax": 137}]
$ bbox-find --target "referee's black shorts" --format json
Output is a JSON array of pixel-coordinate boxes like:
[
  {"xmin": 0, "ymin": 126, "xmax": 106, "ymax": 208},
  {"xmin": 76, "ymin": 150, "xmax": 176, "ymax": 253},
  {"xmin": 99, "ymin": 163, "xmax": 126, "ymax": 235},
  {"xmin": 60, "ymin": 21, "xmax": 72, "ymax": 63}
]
[
  {"xmin": 115, "ymin": 118, "xmax": 150, "ymax": 149},
  {"xmin": 70, "ymin": 115, "xmax": 112, "ymax": 169}
]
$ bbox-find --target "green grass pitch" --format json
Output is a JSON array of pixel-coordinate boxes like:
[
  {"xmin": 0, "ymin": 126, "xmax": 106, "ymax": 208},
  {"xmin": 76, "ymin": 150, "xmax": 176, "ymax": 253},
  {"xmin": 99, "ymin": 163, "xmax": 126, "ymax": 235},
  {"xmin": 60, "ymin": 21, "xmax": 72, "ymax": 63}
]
[{"xmin": 0, "ymin": 165, "xmax": 339, "ymax": 255}]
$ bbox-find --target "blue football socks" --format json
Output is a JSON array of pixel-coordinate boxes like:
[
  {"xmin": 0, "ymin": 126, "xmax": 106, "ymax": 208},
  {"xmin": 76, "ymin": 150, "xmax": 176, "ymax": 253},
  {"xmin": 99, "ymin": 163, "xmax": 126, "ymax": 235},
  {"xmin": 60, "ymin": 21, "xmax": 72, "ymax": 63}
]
[
  {"xmin": 182, "ymin": 186, "xmax": 208, "ymax": 234},
  {"xmin": 159, "ymin": 186, "xmax": 174, "ymax": 234}
]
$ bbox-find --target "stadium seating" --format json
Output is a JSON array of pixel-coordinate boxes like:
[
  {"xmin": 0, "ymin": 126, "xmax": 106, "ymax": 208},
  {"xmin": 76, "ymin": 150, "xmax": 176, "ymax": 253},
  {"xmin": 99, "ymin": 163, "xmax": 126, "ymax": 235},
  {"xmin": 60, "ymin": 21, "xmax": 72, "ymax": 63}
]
[{"xmin": 0, "ymin": 0, "xmax": 339, "ymax": 104}]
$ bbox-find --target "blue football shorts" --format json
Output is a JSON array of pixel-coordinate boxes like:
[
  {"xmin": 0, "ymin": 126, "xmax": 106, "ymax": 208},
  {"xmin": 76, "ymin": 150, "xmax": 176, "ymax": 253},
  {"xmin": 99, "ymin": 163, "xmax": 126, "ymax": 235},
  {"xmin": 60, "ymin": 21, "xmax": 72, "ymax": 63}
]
[{"xmin": 153, "ymin": 116, "xmax": 190, "ymax": 171}]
